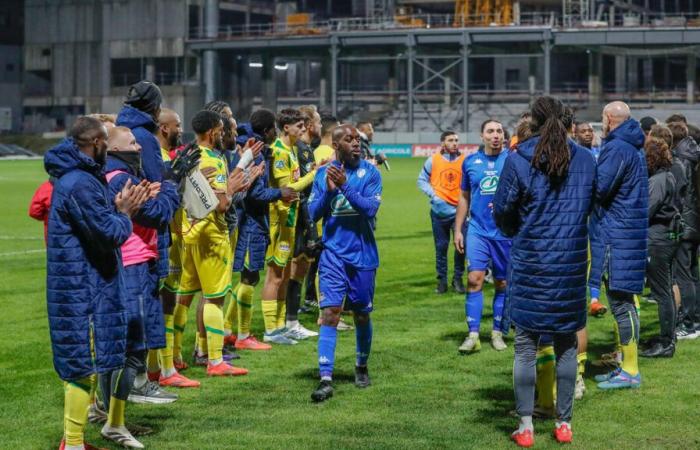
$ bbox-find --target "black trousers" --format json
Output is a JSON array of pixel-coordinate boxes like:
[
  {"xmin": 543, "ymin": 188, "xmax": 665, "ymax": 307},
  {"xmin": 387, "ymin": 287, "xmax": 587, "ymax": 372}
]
[
  {"xmin": 673, "ymin": 240, "xmax": 700, "ymax": 327},
  {"xmin": 649, "ymin": 240, "xmax": 680, "ymax": 344}
]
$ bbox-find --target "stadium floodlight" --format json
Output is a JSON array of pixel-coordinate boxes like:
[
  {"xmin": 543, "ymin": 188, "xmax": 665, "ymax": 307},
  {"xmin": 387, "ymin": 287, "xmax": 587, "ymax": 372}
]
[
  {"xmin": 248, "ymin": 62, "xmax": 263, "ymax": 68},
  {"xmin": 274, "ymin": 63, "xmax": 289, "ymax": 71}
]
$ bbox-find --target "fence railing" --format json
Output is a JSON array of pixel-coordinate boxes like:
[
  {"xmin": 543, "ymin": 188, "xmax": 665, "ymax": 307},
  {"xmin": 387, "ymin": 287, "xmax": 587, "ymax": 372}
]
[{"xmin": 188, "ymin": 12, "xmax": 700, "ymax": 41}]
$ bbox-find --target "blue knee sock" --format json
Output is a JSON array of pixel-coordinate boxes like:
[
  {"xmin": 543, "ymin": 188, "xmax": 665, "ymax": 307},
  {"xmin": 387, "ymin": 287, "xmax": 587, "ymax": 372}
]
[
  {"xmin": 318, "ymin": 325, "xmax": 337, "ymax": 381},
  {"xmin": 355, "ymin": 319, "xmax": 373, "ymax": 367},
  {"xmin": 590, "ymin": 287, "xmax": 600, "ymax": 299},
  {"xmin": 493, "ymin": 290, "xmax": 506, "ymax": 332},
  {"xmin": 466, "ymin": 291, "xmax": 484, "ymax": 332}
]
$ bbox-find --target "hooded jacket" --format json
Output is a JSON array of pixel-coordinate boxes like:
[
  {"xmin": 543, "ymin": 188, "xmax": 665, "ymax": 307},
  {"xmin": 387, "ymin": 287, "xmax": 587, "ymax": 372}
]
[
  {"xmin": 44, "ymin": 138, "xmax": 131, "ymax": 381},
  {"xmin": 493, "ymin": 137, "xmax": 596, "ymax": 334},
  {"xmin": 589, "ymin": 118, "xmax": 649, "ymax": 293},
  {"xmin": 671, "ymin": 136, "xmax": 700, "ymax": 241},
  {"xmin": 116, "ymin": 105, "xmax": 171, "ymax": 277}
]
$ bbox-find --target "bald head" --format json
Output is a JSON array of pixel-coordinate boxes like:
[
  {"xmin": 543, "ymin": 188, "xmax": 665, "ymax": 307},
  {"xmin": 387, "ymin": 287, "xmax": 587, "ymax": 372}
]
[
  {"xmin": 332, "ymin": 124, "xmax": 354, "ymax": 144},
  {"xmin": 332, "ymin": 124, "xmax": 361, "ymax": 168},
  {"xmin": 159, "ymin": 108, "xmax": 179, "ymax": 124},
  {"xmin": 602, "ymin": 101, "xmax": 631, "ymax": 135},
  {"xmin": 158, "ymin": 108, "xmax": 183, "ymax": 150}
]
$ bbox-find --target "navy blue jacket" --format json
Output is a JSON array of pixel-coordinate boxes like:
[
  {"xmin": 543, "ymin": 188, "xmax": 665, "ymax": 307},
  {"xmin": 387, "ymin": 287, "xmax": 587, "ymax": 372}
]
[
  {"xmin": 116, "ymin": 105, "xmax": 171, "ymax": 277},
  {"xmin": 494, "ymin": 137, "xmax": 596, "ymax": 334},
  {"xmin": 105, "ymin": 156, "xmax": 179, "ymax": 351},
  {"xmin": 235, "ymin": 123, "xmax": 281, "ymax": 238},
  {"xmin": 44, "ymin": 139, "xmax": 131, "ymax": 381},
  {"xmin": 589, "ymin": 119, "xmax": 648, "ymax": 293}
]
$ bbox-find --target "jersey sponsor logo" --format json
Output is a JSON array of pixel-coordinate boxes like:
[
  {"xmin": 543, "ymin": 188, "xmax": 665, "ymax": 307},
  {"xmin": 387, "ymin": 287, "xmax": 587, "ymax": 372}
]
[
  {"xmin": 357, "ymin": 168, "xmax": 366, "ymax": 178},
  {"xmin": 479, "ymin": 175, "xmax": 499, "ymax": 194},
  {"xmin": 474, "ymin": 158, "xmax": 483, "ymax": 165},
  {"xmin": 331, "ymin": 194, "xmax": 358, "ymax": 217}
]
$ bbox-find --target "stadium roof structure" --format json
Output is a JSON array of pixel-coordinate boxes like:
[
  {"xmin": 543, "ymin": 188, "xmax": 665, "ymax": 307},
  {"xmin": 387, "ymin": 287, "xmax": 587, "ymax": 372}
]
[{"xmin": 189, "ymin": 25, "xmax": 700, "ymax": 132}]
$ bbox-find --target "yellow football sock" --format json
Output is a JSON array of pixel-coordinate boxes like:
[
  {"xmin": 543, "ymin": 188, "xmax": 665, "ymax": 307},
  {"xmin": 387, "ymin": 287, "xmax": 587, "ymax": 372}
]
[
  {"xmin": 173, "ymin": 303, "xmax": 189, "ymax": 361},
  {"xmin": 535, "ymin": 346, "xmax": 556, "ymax": 410},
  {"xmin": 197, "ymin": 334, "xmax": 208, "ymax": 357},
  {"xmin": 621, "ymin": 342, "xmax": 639, "ymax": 376},
  {"xmin": 146, "ymin": 349, "xmax": 160, "ymax": 373},
  {"xmin": 237, "ymin": 283, "xmax": 255, "ymax": 338},
  {"xmin": 107, "ymin": 397, "xmax": 126, "ymax": 428},
  {"xmin": 262, "ymin": 299, "xmax": 278, "ymax": 333},
  {"xmin": 577, "ymin": 352, "xmax": 587, "ymax": 377},
  {"xmin": 276, "ymin": 299, "xmax": 286, "ymax": 329},
  {"xmin": 63, "ymin": 376, "xmax": 94, "ymax": 446},
  {"xmin": 224, "ymin": 286, "xmax": 239, "ymax": 333},
  {"xmin": 160, "ymin": 313, "xmax": 175, "ymax": 371},
  {"xmin": 203, "ymin": 303, "xmax": 224, "ymax": 362}
]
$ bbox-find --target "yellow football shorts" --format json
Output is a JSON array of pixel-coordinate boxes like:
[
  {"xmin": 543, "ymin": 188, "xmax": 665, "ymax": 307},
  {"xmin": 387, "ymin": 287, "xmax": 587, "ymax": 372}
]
[
  {"xmin": 266, "ymin": 219, "xmax": 296, "ymax": 267},
  {"xmin": 178, "ymin": 239, "xmax": 233, "ymax": 299}
]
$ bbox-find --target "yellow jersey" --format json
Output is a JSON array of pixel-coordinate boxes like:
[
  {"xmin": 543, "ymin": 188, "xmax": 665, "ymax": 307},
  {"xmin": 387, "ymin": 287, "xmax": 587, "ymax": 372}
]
[
  {"xmin": 160, "ymin": 147, "xmax": 171, "ymax": 162},
  {"xmin": 182, "ymin": 146, "xmax": 228, "ymax": 244},
  {"xmin": 314, "ymin": 144, "xmax": 334, "ymax": 165}
]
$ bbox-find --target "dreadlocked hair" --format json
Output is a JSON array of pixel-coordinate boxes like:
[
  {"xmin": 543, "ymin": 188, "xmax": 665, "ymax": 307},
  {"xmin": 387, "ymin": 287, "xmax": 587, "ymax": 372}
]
[
  {"xmin": 530, "ymin": 96, "xmax": 571, "ymax": 183},
  {"xmin": 204, "ymin": 100, "xmax": 231, "ymax": 117}
]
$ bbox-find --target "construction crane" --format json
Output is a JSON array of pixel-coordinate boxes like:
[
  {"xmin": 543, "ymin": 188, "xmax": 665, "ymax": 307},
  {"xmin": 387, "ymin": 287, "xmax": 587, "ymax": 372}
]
[{"xmin": 454, "ymin": 0, "xmax": 513, "ymax": 26}]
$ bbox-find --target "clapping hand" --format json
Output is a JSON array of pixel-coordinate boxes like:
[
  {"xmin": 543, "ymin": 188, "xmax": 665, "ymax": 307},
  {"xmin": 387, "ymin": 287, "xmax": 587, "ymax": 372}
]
[
  {"xmin": 115, "ymin": 179, "xmax": 150, "ymax": 217},
  {"xmin": 326, "ymin": 164, "xmax": 347, "ymax": 189}
]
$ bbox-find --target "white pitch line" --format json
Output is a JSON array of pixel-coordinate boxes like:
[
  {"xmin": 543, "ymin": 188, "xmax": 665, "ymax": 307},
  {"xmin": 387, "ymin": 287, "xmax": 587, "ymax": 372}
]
[
  {"xmin": 0, "ymin": 236, "xmax": 43, "ymax": 240},
  {"xmin": 0, "ymin": 249, "xmax": 45, "ymax": 257}
]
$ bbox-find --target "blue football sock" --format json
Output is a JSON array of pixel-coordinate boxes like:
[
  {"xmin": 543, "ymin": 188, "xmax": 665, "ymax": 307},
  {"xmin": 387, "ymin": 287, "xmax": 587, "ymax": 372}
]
[
  {"xmin": 318, "ymin": 325, "xmax": 338, "ymax": 380},
  {"xmin": 493, "ymin": 290, "xmax": 506, "ymax": 332},
  {"xmin": 466, "ymin": 291, "xmax": 484, "ymax": 332},
  {"xmin": 355, "ymin": 319, "xmax": 373, "ymax": 367},
  {"xmin": 590, "ymin": 287, "xmax": 600, "ymax": 299}
]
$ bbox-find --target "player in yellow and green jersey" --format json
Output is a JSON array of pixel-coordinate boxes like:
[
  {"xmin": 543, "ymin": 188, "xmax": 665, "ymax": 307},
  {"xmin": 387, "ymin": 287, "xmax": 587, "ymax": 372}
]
[
  {"xmin": 174, "ymin": 110, "xmax": 250, "ymax": 377},
  {"xmin": 261, "ymin": 108, "xmax": 317, "ymax": 344},
  {"xmin": 152, "ymin": 108, "xmax": 202, "ymax": 388}
]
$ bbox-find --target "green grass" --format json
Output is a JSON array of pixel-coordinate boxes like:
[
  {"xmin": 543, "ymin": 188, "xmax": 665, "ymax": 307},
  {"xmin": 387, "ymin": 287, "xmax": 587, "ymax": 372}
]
[{"xmin": 1, "ymin": 158, "xmax": 699, "ymax": 449}]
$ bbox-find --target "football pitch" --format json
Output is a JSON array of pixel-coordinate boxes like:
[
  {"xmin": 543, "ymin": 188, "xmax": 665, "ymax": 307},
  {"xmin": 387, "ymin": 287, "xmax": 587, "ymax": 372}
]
[{"xmin": 1, "ymin": 158, "xmax": 699, "ymax": 449}]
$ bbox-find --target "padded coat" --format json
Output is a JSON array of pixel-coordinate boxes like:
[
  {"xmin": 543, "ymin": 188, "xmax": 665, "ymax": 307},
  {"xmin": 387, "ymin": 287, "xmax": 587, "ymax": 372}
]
[
  {"xmin": 116, "ymin": 105, "xmax": 171, "ymax": 277},
  {"xmin": 589, "ymin": 118, "xmax": 649, "ymax": 294},
  {"xmin": 44, "ymin": 138, "xmax": 132, "ymax": 381},
  {"xmin": 493, "ymin": 137, "xmax": 596, "ymax": 334}
]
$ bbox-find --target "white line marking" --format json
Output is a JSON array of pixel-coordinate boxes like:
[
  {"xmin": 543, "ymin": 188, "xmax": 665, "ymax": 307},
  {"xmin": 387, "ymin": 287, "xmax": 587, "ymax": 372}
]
[
  {"xmin": 0, "ymin": 249, "xmax": 45, "ymax": 257},
  {"xmin": 0, "ymin": 236, "xmax": 43, "ymax": 240}
]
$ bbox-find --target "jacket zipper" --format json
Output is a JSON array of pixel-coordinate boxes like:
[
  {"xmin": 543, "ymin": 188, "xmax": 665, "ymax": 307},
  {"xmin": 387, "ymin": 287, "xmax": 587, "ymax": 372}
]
[{"xmin": 89, "ymin": 314, "xmax": 97, "ymax": 373}]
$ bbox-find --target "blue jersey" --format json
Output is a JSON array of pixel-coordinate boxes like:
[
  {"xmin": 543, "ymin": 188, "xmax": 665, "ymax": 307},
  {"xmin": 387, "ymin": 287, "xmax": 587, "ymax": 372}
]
[
  {"xmin": 309, "ymin": 160, "xmax": 382, "ymax": 270},
  {"xmin": 460, "ymin": 149, "xmax": 509, "ymax": 240}
]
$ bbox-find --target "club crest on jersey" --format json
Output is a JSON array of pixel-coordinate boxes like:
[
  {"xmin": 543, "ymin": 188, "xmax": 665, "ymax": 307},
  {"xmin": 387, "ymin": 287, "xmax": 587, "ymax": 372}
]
[
  {"xmin": 216, "ymin": 174, "xmax": 226, "ymax": 183},
  {"xmin": 274, "ymin": 160, "xmax": 285, "ymax": 169},
  {"xmin": 331, "ymin": 194, "xmax": 358, "ymax": 216},
  {"xmin": 480, "ymin": 175, "xmax": 499, "ymax": 194},
  {"xmin": 357, "ymin": 168, "xmax": 366, "ymax": 178},
  {"xmin": 487, "ymin": 161, "xmax": 495, "ymax": 169}
]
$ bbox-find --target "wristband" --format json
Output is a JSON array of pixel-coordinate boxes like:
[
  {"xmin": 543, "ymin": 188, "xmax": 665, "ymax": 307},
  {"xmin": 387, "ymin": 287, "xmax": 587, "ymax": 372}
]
[{"xmin": 236, "ymin": 149, "xmax": 254, "ymax": 170}]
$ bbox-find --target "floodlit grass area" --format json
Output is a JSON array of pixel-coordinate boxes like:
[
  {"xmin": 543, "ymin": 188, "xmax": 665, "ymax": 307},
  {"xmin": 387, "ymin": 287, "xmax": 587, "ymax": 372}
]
[{"xmin": 1, "ymin": 158, "xmax": 699, "ymax": 449}]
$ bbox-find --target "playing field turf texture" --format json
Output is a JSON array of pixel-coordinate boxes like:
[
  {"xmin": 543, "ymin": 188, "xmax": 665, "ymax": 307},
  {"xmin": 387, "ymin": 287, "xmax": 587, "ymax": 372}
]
[{"xmin": 1, "ymin": 158, "xmax": 699, "ymax": 449}]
